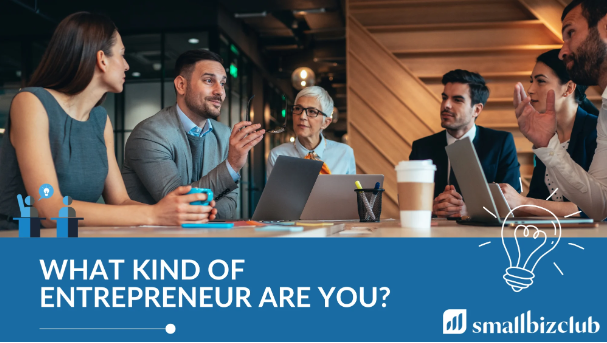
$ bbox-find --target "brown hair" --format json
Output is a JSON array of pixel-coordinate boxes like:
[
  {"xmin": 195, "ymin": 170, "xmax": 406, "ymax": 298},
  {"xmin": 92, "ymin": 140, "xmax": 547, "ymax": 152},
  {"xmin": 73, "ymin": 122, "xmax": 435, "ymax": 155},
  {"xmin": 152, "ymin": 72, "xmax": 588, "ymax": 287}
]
[
  {"xmin": 175, "ymin": 49, "xmax": 223, "ymax": 79},
  {"xmin": 28, "ymin": 12, "xmax": 117, "ymax": 103}
]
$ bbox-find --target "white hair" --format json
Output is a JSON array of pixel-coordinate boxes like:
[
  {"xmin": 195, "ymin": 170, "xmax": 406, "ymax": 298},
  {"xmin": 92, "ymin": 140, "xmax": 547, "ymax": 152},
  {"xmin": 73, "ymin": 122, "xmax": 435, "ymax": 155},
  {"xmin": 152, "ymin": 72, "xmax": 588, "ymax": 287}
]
[{"xmin": 294, "ymin": 86, "xmax": 334, "ymax": 119}]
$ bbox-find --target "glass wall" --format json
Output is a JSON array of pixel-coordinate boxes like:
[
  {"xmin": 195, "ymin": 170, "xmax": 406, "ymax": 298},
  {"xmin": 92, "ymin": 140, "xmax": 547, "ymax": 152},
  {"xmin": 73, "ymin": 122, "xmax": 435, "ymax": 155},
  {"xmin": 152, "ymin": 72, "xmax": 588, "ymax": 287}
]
[{"xmin": 265, "ymin": 84, "xmax": 293, "ymax": 152}]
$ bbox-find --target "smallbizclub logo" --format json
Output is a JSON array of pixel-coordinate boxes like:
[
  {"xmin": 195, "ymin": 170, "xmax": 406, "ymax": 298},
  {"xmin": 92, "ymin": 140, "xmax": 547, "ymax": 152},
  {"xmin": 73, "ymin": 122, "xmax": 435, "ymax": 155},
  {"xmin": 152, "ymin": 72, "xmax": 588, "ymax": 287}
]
[
  {"xmin": 443, "ymin": 310, "xmax": 600, "ymax": 334},
  {"xmin": 443, "ymin": 309, "xmax": 466, "ymax": 334}
]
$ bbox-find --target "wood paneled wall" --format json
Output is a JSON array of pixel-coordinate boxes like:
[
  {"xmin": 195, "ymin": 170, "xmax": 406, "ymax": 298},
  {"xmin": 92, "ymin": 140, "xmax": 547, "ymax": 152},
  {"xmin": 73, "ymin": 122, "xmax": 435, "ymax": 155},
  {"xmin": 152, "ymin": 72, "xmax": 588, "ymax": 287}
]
[{"xmin": 347, "ymin": 0, "xmax": 601, "ymax": 219}]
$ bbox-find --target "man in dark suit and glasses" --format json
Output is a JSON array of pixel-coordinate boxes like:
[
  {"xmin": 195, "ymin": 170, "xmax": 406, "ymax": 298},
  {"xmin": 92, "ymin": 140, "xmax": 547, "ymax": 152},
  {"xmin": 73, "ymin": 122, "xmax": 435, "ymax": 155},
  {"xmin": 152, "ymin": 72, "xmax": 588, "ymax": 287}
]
[{"xmin": 409, "ymin": 69, "xmax": 521, "ymax": 218}]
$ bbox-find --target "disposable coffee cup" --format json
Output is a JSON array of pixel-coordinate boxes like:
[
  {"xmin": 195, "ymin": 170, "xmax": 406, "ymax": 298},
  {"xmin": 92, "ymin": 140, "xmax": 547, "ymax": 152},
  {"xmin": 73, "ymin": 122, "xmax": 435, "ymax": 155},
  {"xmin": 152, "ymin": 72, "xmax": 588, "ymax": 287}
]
[{"xmin": 395, "ymin": 160, "xmax": 436, "ymax": 230}]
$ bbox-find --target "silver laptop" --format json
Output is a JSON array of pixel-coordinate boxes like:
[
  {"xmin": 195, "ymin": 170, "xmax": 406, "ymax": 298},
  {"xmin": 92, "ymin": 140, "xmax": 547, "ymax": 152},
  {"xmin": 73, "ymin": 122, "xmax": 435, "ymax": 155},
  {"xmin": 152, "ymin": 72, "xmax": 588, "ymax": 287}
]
[
  {"xmin": 252, "ymin": 156, "xmax": 323, "ymax": 221},
  {"xmin": 445, "ymin": 138, "xmax": 592, "ymax": 226},
  {"xmin": 300, "ymin": 174, "xmax": 384, "ymax": 220},
  {"xmin": 489, "ymin": 183, "xmax": 512, "ymax": 219}
]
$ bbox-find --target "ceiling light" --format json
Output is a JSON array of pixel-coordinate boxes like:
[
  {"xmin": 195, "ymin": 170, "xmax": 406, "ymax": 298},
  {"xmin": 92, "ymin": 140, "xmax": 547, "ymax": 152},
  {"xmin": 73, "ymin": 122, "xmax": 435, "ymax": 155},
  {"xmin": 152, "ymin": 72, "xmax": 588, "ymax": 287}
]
[
  {"xmin": 290, "ymin": 137, "xmax": 295, "ymax": 143},
  {"xmin": 188, "ymin": 38, "xmax": 199, "ymax": 44},
  {"xmin": 152, "ymin": 63, "xmax": 161, "ymax": 71},
  {"xmin": 292, "ymin": 67, "xmax": 315, "ymax": 90},
  {"xmin": 132, "ymin": 72, "xmax": 141, "ymax": 77}
]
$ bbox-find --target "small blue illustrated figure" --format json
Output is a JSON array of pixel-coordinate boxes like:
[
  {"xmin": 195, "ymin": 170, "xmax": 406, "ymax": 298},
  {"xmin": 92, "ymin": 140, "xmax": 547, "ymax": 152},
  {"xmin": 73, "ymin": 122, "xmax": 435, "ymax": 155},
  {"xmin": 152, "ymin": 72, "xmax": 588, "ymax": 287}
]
[
  {"xmin": 53, "ymin": 196, "xmax": 83, "ymax": 238},
  {"xmin": 16, "ymin": 194, "xmax": 44, "ymax": 237},
  {"xmin": 59, "ymin": 196, "xmax": 76, "ymax": 217},
  {"xmin": 17, "ymin": 194, "xmax": 38, "ymax": 218}
]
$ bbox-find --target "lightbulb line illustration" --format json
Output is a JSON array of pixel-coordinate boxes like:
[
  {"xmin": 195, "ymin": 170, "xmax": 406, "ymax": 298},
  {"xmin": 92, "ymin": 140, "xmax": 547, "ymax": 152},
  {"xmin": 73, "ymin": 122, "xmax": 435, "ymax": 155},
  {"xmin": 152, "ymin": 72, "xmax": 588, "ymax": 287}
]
[
  {"xmin": 503, "ymin": 207, "xmax": 561, "ymax": 272},
  {"xmin": 512, "ymin": 225, "xmax": 551, "ymax": 271},
  {"xmin": 501, "ymin": 204, "xmax": 562, "ymax": 292}
]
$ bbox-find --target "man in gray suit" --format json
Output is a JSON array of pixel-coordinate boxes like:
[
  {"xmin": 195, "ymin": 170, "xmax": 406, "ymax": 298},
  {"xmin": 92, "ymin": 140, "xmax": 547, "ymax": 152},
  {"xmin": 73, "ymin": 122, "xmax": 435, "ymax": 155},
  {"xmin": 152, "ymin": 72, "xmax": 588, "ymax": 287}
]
[{"xmin": 122, "ymin": 50, "xmax": 265, "ymax": 218}]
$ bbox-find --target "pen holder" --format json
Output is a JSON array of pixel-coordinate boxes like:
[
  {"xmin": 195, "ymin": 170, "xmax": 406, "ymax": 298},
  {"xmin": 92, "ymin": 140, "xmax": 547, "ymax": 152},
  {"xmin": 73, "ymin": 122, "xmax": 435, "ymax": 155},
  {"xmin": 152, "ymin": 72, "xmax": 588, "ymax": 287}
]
[{"xmin": 355, "ymin": 189, "xmax": 384, "ymax": 222}]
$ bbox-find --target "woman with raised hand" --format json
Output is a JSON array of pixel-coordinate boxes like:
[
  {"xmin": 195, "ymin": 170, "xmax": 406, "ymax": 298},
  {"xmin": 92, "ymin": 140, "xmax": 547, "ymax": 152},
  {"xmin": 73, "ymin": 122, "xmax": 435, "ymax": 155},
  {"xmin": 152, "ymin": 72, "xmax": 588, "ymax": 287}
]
[
  {"xmin": 0, "ymin": 12, "xmax": 216, "ymax": 230},
  {"xmin": 500, "ymin": 49, "xmax": 599, "ymax": 217}
]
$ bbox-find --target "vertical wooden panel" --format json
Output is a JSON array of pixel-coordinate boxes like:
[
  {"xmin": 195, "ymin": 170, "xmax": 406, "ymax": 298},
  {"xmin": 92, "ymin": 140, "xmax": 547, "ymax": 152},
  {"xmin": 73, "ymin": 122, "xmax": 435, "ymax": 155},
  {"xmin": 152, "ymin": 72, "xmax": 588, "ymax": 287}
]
[{"xmin": 347, "ymin": 14, "xmax": 442, "ymax": 219}]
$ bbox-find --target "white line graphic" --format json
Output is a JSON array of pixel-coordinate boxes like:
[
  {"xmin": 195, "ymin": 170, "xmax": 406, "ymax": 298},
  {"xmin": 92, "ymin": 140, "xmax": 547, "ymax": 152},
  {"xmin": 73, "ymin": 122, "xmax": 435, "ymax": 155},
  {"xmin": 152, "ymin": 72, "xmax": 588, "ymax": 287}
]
[
  {"xmin": 546, "ymin": 188, "xmax": 559, "ymax": 201},
  {"xmin": 501, "ymin": 205, "xmax": 562, "ymax": 292},
  {"xmin": 568, "ymin": 243, "xmax": 585, "ymax": 250},
  {"xmin": 554, "ymin": 262, "xmax": 563, "ymax": 275},
  {"xmin": 41, "ymin": 322, "xmax": 177, "ymax": 334},
  {"xmin": 40, "ymin": 328, "xmax": 165, "ymax": 330},
  {"xmin": 479, "ymin": 241, "xmax": 491, "ymax": 247},
  {"xmin": 519, "ymin": 177, "xmax": 523, "ymax": 193},
  {"xmin": 483, "ymin": 206, "xmax": 497, "ymax": 218},
  {"xmin": 564, "ymin": 211, "xmax": 582, "ymax": 218}
]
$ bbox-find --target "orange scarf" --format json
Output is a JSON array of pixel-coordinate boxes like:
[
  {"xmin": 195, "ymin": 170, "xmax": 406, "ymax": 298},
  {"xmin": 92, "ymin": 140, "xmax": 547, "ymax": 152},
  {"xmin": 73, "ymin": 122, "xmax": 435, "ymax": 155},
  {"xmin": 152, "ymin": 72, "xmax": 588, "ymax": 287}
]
[{"xmin": 304, "ymin": 152, "xmax": 331, "ymax": 175}]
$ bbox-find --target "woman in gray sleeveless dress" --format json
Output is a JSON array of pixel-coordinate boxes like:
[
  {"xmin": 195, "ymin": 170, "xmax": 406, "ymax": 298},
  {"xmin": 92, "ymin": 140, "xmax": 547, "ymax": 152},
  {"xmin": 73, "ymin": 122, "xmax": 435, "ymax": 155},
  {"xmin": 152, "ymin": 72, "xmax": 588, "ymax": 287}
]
[{"xmin": 0, "ymin": 12, "xmax": 217, "ymax": 229}]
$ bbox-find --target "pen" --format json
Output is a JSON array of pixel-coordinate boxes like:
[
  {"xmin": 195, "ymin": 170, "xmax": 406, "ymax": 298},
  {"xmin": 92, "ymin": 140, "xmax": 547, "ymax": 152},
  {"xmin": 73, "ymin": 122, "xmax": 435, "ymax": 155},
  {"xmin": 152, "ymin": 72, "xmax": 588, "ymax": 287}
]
[
  {"xmin": 355, "ymin": 181, "xmax": 376, "ymax": 221},
  {"xmin": 365, "ymin": 182, "xmax": 381, "ymax": 220}
]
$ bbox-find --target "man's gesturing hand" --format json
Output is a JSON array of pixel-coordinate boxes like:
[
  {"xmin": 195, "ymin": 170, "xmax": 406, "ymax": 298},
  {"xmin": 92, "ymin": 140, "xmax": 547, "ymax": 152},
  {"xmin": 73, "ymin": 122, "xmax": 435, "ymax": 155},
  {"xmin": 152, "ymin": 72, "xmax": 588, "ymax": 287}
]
[
  {"xmin": 227, "ymin": 121, "xmax": 265, "ymax": 172},
  {"xmin": 514, "ymin": 82, "xmax": 556, "ymax": 148}
]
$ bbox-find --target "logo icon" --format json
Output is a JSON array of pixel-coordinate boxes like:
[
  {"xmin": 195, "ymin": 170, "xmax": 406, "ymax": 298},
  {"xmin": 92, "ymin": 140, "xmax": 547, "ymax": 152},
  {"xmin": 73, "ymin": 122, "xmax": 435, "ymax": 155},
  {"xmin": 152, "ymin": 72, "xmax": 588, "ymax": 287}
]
[{"xmin": 443, "ymin": 309, "xmax": 466, "ymax": 334}]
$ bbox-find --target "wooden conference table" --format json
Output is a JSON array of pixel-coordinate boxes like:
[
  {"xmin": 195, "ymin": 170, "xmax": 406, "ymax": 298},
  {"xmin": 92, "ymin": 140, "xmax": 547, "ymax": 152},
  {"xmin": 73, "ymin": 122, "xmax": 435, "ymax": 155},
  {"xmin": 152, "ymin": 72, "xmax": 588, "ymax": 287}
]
[{"xmin": 1, "ymin": 218, "xmax": 607, "ymax": 238}]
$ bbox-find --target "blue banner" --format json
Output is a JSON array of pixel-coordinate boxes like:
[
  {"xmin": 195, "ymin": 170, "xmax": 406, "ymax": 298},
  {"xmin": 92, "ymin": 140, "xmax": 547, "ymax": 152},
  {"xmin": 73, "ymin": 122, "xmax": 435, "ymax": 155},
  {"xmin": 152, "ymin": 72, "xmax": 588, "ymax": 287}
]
[{"xmin": 0, "ymin": 237, "xmax": 604, "ymax": 342}]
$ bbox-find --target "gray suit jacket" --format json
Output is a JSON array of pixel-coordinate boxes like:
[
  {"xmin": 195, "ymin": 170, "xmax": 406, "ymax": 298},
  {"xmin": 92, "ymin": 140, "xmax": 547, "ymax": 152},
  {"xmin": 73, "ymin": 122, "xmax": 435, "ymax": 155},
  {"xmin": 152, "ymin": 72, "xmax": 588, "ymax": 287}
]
[{"xmin": 121, "ymin": 105, "xmax": 238, "ymax": 218}]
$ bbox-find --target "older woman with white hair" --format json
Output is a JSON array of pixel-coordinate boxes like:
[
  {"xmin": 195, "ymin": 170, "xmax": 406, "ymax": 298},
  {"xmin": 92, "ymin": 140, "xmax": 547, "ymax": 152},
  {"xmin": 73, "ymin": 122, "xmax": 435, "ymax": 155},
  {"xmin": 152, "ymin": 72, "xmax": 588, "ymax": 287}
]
[{"xmin": 267, "ymin": 86, "xmax": 356, "ymax": 176}]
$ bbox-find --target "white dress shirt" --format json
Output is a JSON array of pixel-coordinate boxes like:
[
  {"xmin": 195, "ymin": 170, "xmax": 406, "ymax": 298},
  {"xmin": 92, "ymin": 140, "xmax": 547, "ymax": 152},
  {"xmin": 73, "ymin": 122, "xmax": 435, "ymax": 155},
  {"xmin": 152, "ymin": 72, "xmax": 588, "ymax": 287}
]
[
  {"xmin": 534, "ymin": 88, "xmax": 607, "ymax": 220},
  {"xmin": 446, "ymin": 125, "xmax": 477, "ymax": 185}
]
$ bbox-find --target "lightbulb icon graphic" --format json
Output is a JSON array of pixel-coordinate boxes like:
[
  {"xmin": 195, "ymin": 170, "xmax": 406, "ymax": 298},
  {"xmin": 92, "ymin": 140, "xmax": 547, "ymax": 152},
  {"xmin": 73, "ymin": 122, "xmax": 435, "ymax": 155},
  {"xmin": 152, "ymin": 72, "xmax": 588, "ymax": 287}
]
[
  {"xmin": 38, "ymin": 183, "xmax": 54, "ymax": 200},
  {"xmin": 501, "ymin": 205, "xmax": 561, "ymax": 292}
]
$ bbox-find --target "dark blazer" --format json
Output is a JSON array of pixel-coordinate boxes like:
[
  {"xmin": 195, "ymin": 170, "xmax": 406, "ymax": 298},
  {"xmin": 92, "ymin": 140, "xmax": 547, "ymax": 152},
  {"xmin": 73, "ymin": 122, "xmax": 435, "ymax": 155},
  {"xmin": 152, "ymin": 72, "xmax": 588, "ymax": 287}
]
[
  {"xmin": 409, "ymin": 125, "xmax": 521, "ymax": 198},
  {"xmin": 527, "ymin": 106, "xmax": 598, "ymax": 201}
]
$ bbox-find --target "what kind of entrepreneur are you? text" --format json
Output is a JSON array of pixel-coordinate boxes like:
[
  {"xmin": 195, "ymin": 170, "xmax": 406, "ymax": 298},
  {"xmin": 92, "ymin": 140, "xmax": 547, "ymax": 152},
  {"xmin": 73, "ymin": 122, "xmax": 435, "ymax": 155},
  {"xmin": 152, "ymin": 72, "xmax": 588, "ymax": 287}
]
[{"xmin": 39, "ymin": 259, "xmax": 391, "ymax": 308}]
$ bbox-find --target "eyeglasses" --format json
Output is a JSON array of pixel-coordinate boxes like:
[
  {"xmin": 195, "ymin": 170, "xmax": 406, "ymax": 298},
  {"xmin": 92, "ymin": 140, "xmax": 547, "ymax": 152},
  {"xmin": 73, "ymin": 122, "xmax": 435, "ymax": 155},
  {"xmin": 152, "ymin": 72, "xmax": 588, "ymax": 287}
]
[
  {"xmin": 292, "ymin": 105, "xmax": 328, "ymax": 118},
  {"xmin": 246, "ymin": 94, "xmax": 286, "ymax": 134}
]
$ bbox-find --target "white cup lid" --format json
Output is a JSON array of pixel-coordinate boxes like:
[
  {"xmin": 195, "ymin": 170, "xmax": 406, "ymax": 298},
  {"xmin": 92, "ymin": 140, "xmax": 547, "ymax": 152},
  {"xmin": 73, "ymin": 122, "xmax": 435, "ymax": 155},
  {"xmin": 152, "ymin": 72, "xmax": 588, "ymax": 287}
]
[{"xmin": 395, "ymin": 160, "xmax": 437, "ymax": 171}]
